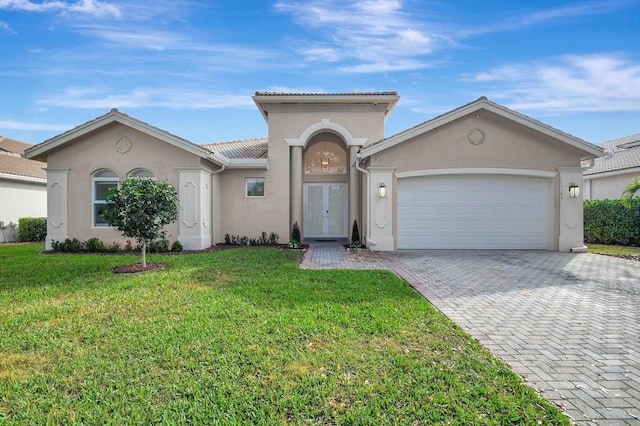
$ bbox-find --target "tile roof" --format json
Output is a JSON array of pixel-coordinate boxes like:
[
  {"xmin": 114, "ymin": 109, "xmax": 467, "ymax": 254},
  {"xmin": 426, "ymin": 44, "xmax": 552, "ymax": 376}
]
[
  {"xmin": 203, "ymin": 138, "xmax": 268, "ymax": 159},
  {"xmin": 584, "ymin": 133, "xmax": 640, "ymax": 175},
  {"xmin": 255, "ymin": 91, "xmax": 398, "ymax": 96},
  {"xmin": 0, "ymin": 136, "xmax": 33, "ymax": 156},
  {"xmin": 0, "ymin": 137, "xmax": 46, "ymax": 180}
]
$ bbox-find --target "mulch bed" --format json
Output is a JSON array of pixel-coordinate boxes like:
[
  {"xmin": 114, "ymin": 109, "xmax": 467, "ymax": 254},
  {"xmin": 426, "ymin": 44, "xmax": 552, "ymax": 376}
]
[
  {"xmin": 113, "ymin": 263, "xmax": 167, "ymax": 274},
  {"xmin": 594, "ymin": 253, "xmax": 640, "ymax": 262}
]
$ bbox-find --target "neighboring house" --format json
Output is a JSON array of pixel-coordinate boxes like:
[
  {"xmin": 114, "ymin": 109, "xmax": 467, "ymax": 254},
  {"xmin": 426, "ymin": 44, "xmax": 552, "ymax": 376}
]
[
  {"xmin": 0, "ymin": 136, "xmax": 47, "ymax": 243},
  {"xmin": 25, "ymin": 93, "xmax": 603, "ymax": 252},
  {"xmin": 583, "ymin": 133, "xmax": 640, "ymax": 200}
]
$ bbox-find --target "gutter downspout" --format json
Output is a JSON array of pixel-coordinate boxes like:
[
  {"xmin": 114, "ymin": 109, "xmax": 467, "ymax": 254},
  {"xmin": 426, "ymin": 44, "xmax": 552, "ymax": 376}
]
[{"xmin": 353, "ymin": 154, "xmax": 376, "ymax": 247}]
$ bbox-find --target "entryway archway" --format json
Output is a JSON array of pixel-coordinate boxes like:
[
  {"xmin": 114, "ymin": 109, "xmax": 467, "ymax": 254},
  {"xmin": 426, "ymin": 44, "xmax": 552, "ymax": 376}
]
[{"xmin": 303, "ymin": 136, "xmax": 349, "ymax": 239}]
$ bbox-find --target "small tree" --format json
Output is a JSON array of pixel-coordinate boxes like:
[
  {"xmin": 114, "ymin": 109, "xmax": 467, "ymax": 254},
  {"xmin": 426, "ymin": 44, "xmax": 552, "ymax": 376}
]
[{"xmin": 104, "ymin": 177, "xmax": 178, "ymax": 268}]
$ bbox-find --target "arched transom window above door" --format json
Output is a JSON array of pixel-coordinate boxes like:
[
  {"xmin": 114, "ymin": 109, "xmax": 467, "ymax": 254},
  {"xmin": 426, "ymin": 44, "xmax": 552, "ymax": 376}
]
[{"xmin": 304, "ymin": 141, "xmax": 347, "ymax": 174}]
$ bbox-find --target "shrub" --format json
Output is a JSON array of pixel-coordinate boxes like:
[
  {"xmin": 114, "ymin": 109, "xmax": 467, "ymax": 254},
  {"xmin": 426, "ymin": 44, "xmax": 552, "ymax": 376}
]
[
  {"xmin": 171, "ymin": 240, "xmax": 184, "ymax": 252},
  {"xmin": 584, "ymin": 199, "xmax": 640, "ymax": 246},
  {"xmin": 291, "ymin": 221, "xmax": 301, "ymax": 243},
  {"xmin": 107, "ymin": 242, "xmax": 121, "ymax": 253},
  {"xmin": 350, "ymin": 220, "xmax": 362, "ymax": 248},
  {"xmin": 288, "ymin": 222, "xmax": 302, "ymax": 249},
  {"xmin": 17, "ymin": 217, "xmax": 47, "ymax": 242},
  {"xmin": 149, "ymin": 239, "xmax": 170, "ymax": 253},
  {"xmin": 124, "ymin": 241, "xmax": 134, "ymax": 252},
  {"xmin": 51, "ymin": 238, "xmax": 83, "ymax": 253},
  {"xmin": 268, "ymin": 232, "xmax": 279, "ymax": 245},
  {"xmin": 84, "ymin": 237, "xmax": 106, "ymax": 253}
]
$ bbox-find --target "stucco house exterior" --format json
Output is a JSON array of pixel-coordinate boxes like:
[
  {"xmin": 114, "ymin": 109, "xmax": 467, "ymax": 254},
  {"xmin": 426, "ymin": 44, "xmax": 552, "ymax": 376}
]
[
  {"xmin": 583, "ymin": 133, "xmax": 640, "ymax": 200},
  {"xmin": 25, "ymin": 92, "xmax": 602, "ymax": 252},
  {"xmin": 0, "ymin": 136, "xmax": 47, "ymax": 243}
]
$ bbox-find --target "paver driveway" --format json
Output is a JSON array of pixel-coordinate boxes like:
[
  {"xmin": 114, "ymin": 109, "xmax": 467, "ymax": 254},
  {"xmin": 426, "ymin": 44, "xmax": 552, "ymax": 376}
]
[{"xmin": 302, "ymin": 246, "xmax": 640, "ymax": 425}]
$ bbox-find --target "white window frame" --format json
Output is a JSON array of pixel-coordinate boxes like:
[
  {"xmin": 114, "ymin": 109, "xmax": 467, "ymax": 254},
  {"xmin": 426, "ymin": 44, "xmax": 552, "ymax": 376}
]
[
  {"xmin": 128, "ymin": 168, "xmax": 156, "ymax": 179},
  {"xmin": 246, "ymin": 177, "xmax": 265, "ymax": 197},
  {"xmin": 92, "ymin": 170, "xmax": 119, "ymax": 227}
]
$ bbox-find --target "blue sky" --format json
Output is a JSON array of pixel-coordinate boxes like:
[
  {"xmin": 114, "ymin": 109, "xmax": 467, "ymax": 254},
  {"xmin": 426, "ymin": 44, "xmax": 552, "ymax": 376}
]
[{"xmin": 1, "ymin": 0, "xmax": 639, "ymax": 146}]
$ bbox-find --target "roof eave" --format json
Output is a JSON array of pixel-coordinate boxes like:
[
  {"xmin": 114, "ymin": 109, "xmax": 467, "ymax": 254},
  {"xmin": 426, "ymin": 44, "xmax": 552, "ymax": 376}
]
[
  {"xmin": 0, "ymin": 172, "xmax": 46, "ymax": 184},
  {"xmin": 361, "ymin": 98, "xmax": 604, "ymax": 159},
  {"xmin": 252, "ymin": 93, "xmax": 400, "ymax": 122},
  {"xmin": 24, "ymin": 110, "xmax": 226, "ymax": 166},
  {"xmin": 225, "ymin": 158, "xmax": 269, "ymax": 169}
]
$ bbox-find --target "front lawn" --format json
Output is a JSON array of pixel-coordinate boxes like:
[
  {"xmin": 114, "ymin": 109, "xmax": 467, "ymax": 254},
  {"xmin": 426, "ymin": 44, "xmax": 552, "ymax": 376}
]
[
  {"xmin": 588, "ymin": 244, "xmax": 640, "ymax": 255},
  {"xmin": 0, "ymin": 243, "xmax": 569, "ymax": 424}
]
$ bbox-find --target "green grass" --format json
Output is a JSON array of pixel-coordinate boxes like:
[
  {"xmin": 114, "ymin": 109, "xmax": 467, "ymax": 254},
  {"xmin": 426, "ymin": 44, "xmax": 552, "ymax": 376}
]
[
  {"xmin": 0, "ymin": 243, "xmax": 569, "ymax": 425},
  {"xmin": 588, "ymin": 244, "xmax": 640, "ymax": 255}
]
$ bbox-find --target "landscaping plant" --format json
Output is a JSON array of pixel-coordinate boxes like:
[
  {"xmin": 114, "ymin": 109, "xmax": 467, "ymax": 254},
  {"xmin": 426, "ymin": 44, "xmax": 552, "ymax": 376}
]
[{"xmin": 103, "ymin": 177, "xmax": 178, "ymax": 267}]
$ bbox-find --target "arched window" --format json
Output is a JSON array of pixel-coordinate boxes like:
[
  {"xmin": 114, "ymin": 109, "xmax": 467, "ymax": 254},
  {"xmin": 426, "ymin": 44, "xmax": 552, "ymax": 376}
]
[
  {"xmin": 92, "ymin": 169, "xmax": 118, "ymax": 226},
  {"xmin": 304, "ymin": 141, "xmax": 347, "ymax": 174},
  {"xmin": 129, "ymin": 168, "xmax": 155, "ymax": 179}
]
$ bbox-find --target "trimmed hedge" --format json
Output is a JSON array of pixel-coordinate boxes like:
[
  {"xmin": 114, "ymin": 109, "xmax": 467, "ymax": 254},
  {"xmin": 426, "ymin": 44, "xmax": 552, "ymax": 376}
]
[
  {"xmin": 584, "ymin": 199, "xmax": 640, "ymax": 246},
  {"xmin": 17, "ymin": 217, "xmax": 47, "ymax": 242}
]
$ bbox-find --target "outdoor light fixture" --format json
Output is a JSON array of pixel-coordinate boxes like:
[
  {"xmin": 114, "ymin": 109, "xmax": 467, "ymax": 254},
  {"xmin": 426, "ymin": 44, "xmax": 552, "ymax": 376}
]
[
  {"xmin": 378, "ymin": 182, "xmax": 386, "ymax": 198},
  {"xmin": 568, "ymin": 183, "xmax": 580, "ymax": 198}
]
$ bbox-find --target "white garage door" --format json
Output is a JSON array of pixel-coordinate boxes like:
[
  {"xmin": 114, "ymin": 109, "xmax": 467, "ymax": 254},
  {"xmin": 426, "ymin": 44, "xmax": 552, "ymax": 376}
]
[{"xmin": 398, "ymin": 174, "xmax": 550, "ymax": 249}]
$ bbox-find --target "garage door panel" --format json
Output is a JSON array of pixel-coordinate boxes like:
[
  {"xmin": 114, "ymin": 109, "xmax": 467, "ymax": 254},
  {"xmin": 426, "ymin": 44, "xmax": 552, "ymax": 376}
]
[{"xmin": 398, "ymin": 175, "xmax": 550, "ymax": 249}]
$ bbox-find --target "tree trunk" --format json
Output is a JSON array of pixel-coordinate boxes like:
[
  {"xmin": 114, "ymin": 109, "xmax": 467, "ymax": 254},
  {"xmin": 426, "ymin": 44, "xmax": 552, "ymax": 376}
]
[{"xmin": 141, "ymin": 238, "xmax": 147, "ymax": 268}]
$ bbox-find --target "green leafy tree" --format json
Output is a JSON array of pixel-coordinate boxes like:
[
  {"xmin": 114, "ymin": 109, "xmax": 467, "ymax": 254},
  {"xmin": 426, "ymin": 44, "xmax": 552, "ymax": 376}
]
[
  {"xmin": 622, "ymin": 178, "xmax": 640, "ymax": 207},
  {"xmin": 104, "ymin": 177, "xmax": 178, "ymax": 268}
]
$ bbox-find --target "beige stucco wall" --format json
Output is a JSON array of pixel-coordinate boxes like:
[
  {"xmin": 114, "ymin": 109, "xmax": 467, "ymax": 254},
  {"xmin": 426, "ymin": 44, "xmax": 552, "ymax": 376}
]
[
  {"xmin": 217, "ymin": 168, "xmax": 281, "ymax": 240},
  {"xmin": 365, "ymin": 110, "xmax": 589, "ymax": 251},
  {"xmin": 219, "ymin": 103, "xmax": 389, "ymax": 242},
  {"xmin": 584, "ymin": 171, "xmax": 640, "ymax": 200},
  {"xmin": 45, "ymin": 123, "xmax": 213, "ymax": 246},
  {"xmin": 375, "ymin": 111, "xmax": 586, "ymax": 172}
]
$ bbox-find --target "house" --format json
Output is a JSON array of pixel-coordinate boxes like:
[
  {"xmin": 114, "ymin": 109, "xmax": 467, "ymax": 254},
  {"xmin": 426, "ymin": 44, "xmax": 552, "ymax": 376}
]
[
  {"xmin": 0, "ymin": 136, "xmax": 47, "ymax": 243},
  {"xmin": 24, "ymin": 93, "xmax": 603, "ymax": 252},
  {"xmin": 583, "ymin": 133, "xmax": 640, "ymax": 200}
]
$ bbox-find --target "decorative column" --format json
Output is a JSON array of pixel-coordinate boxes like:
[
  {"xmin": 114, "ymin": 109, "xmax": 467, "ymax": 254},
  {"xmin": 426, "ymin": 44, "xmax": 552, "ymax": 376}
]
[
  {"xmin": 290, "ymin": 146, "xmax": 303, "ymax": 235},
  {"xmin": 177, "ymin": 168, "xmax": 212, "ymax": 250},
  {"xmin": 44, "ymin": 168, "xmax": 69, "ymax": 250},
  {"xmin": 367, "ymin": 167, "xmax": 395, "ymax": 251},
  {"xmin": 558, "ymin": 167, "xmax": 586, "ymax": 252},
  {"xmin": 349, "ymin": 146, "xmax": 360, "ymax": 239}
]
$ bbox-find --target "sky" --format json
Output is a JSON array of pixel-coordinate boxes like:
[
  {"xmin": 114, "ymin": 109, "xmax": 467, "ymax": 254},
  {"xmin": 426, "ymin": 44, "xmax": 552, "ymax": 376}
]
[{"xmin": 1, "ymin": 0, "xmax": 639, "ymax": 147}]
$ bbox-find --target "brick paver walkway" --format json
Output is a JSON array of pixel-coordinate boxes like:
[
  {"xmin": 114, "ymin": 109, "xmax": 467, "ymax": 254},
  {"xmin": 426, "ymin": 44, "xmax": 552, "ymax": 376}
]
[{"xmin": 302, "ymin": 244, "xmax": 640, "ymax": 425}]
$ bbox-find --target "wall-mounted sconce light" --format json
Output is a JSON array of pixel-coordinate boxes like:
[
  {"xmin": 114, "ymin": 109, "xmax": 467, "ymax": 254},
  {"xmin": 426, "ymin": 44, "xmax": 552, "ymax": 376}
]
[
  {"xmin": 568, "ymin": 183, "xmax": 580, "ymax": 198},
  {"xmin": 378, "ymin": 182, "xmax": 386, "ymax": 198}
]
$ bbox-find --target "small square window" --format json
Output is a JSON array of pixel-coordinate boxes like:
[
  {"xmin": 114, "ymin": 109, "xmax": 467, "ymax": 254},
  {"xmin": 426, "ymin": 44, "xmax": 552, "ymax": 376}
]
[{"xmin": 246, "ymin": 178, "xmax": 265, "ymax": 197}]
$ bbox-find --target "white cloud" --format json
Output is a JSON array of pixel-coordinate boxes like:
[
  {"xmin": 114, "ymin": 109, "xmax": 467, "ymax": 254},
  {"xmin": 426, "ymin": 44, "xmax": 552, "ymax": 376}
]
[
  {"xmin": 0, "ymin": 20, "xmax": 15, "ymax": 33},
  {"xmin": 464, "ymin": 54, "xmax": 640, "ymax": 112},
  {"xmin": 339, "ymin": 59, "xmax": 429, "ymax": 74},
  {"xmin": 67, "ymin": 0, "xmax": 121, "ymax": 18},
  {"xmin": 0, "ymin": 118, "xmax": 70, "ymax": 131},
  {"xmin": 0, "ymin": 0, "xmax": 121, "ymax": 18},
  {"xmin": 459, "ymin": 1, "xmax": 635, "ymax": 38},
  {"xmin": 36, "ymin": 87, "xmax": 257, "ymax": 110},
  {"xmin": 275, "ymin": 0, "xmax": 445, "ymax": 73}
]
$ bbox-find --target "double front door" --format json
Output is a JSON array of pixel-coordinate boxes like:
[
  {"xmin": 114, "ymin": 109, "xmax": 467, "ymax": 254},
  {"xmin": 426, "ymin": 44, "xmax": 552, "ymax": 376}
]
[{"xmin": 304, "ymin": 183, "xmax": 347, "ymax": 239}]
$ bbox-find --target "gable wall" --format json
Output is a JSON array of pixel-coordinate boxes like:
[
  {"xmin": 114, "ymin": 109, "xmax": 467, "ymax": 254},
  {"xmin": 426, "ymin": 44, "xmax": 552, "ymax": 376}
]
[
  {"xmin": 375, "ymin": 111, "xmax": 586, "ymax": 172},
  {"xmin": 46, "ymin": 123, "xmax": 206, "ymax": 245}
]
